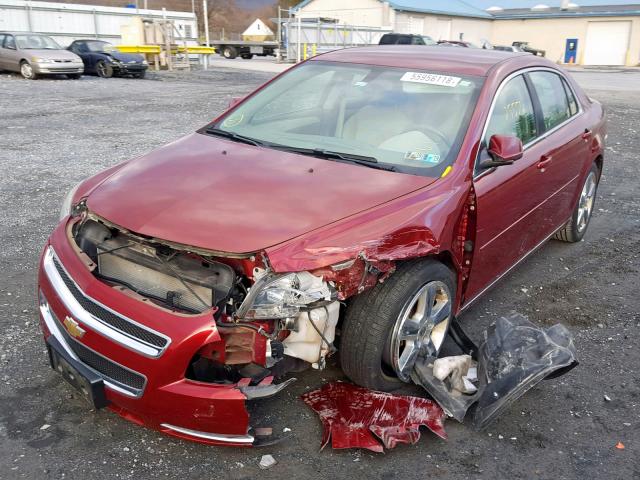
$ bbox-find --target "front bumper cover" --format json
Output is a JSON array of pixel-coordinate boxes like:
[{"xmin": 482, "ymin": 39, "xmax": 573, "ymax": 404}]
[{"xmin": 36, "ymin": 220, "xmax": 275, "ymax": 446}]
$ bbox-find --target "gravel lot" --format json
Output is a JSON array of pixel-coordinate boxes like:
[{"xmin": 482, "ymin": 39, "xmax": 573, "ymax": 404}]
[{"xmin": 0, "ymin": 66, "xmax": 639, "ymax": 480}]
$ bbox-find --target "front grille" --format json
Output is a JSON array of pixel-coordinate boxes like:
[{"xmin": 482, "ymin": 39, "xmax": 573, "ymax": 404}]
[
  {"xmin": 52, "ymin": 256, "xmax": 168, "ymax": 349},
  {"xmin": 52, "ymin": 308, "xmax": 146, "ymax": 395}
]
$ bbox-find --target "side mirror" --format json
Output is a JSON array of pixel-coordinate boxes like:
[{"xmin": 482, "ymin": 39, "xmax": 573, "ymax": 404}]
[
  {"xmin": 480, "ymin": 134, "xmax": 523, "ymax": 169},
  {"xmin": 228, "ymin": 96, "xmax": 244, "ymax": 109}
]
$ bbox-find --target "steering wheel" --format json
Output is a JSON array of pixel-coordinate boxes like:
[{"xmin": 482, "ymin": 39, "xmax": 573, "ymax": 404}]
[{"xmin": 420, "ymin": 125, "xmax": 452, "ymax": 153}]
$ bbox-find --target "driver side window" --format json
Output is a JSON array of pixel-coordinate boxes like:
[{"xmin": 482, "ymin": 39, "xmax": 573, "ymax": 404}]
[{"xmin": 485, "ymin": 75, "xmax": 537, "ymax": 145}]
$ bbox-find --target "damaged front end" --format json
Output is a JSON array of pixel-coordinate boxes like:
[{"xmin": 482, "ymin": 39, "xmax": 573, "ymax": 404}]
[{"xmin": 40, "ymin": 211, "xmax": 345, "ymax": 445}]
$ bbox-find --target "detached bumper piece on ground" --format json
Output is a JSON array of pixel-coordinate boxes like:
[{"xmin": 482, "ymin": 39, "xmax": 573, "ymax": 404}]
[
  {"xmin": 413, "ymin": 313, "xmax": 578, "ymax": 428},
  {"xmin": 301, "ymin": 382, "xmax": 447, "ymax": 452},
  {"xmin": 303, "ymin": 314, "xmax": 577, "ymax": 451}
]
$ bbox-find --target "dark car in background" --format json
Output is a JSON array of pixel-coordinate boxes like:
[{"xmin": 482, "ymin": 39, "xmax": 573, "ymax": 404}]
[
  {"xmin": 494, "ymin": 44, "xmax": 527, "ymax": 53},
  {"xmin": 513, "ymin": 41, "xmax": 546, "ymax": 57},
  {"xmin": 68, "ymin": 40, "xmax": 148, "ymax": 78},
  {"xmin": 379, "ymin": 33, "xmax": 436, "ymax": 45}
]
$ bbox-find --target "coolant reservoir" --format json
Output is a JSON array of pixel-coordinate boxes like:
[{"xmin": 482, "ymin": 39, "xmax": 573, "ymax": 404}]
[{"xmin": 282, "ymin": 301, "xmax": 340, "ymax": 367}]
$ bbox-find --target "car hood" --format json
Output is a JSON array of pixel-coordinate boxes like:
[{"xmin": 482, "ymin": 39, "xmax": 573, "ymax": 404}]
[
  {"xmin": 86, "ymin": 133, "xmax": 437, "ymax": 254},
  {"xmin": 30, "ymin": 49, "xmax": 80, "ymax": 61}
]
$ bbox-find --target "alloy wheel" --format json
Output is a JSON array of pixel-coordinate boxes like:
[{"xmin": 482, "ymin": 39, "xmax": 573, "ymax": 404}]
[
  {"xmin": 577, "ymin": 171, "xmax": 597, "ymax": 232},
  {"xmin": 387, "ymin": 281, "xmax": 452, "ymax": 382},
  {"xmin": 21, "ymin": 62, "xmax": 33, "ymax": 79}
]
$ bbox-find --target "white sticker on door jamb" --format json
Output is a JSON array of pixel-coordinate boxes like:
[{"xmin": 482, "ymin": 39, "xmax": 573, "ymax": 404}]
[{"xmin": 400, "ymin": 72, "xmax": 461, "ymax": 87}]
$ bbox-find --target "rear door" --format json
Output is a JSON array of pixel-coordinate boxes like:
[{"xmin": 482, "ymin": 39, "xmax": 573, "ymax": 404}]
[
  {"xmin": 0, "ymin": 35, "xmax": 6, "ymax": 69},
  {"xmin": 464, "ymin": 73, "xmax": 548, "ymax": 302},
  {"xmin": 0, "ymin": 35, "xmax": 19, "ymax": 71},
  {"xmin": 525, "ymin": 70, "xmax": 589, "ymax": 234}
]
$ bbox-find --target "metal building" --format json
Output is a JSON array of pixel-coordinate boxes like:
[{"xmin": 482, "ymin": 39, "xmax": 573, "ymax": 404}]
[{"xmin": 0, "ymin": 0, "xmax": 197, "ymax": 47}]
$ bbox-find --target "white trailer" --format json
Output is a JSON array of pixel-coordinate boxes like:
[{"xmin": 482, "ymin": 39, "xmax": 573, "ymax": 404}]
[{"xmin": 0, "ymin": 0, "xmax": 197, "ymax": 47}]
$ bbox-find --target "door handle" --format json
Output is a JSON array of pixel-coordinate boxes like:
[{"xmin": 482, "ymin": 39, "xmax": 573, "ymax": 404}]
[
  {"xmin": 537, "ymin": 155, "xmax": 552, "ymax": 170},
  {"xmin": 581, "ymin": 129, "xmax": 592, "ymax": 140}
]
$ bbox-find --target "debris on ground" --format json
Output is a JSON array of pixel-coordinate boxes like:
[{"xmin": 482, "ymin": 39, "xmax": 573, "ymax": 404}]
[
  {"xmin": 259, "ymin": 454, "xmax": 277, "ymax": 469},
  {"xmin": 616, "ymin": 442, "xmax": 625, "ymax": 450},
  {"xmin": 301, "ymin": 382, "xmax": 446, "ymax": 452},
  {"xmin": 414, "ymin": 313, "xmax": 578, "ymax": 428},
  {"xmin": 432, "ymin": 354, "xmax": 478, "ymax": 394}
]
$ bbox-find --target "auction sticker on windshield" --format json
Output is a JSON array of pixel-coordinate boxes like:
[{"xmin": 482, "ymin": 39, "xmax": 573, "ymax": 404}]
[{"xmin": 400, "ymin": 72, "xmax": 461, "ymax": 87}]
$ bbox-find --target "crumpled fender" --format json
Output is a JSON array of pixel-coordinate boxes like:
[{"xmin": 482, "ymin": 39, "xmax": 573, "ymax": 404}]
[{"xmin": 266, "ymin": 180, "xmax": 471, "ymax": 274}]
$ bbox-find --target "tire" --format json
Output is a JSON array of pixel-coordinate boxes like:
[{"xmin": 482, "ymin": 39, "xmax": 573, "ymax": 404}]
[
  {"xmin": 554, "ymin": 162, "xmax": 600, "ymax": 243},
  {"xmin": 20, "ymin": 61, "xmax": 38, "ymax": 80},
  {"xmin": 96, "ymin": 60, "xmax": 113, "ymax": 78},
  {"xmin": 67, "ymin": 74, "xmax": 82, "ymax": 79},
  {"xmin": 222, "ymin": 46, "xmax": 238, "ymax": 59},
  {"xmin": 241, "ymin": 54, "xmax": 253, "ymax": 59},
  {"xmin": 340, "ymin": 259, "xmax": 456, "ymax": 391}
]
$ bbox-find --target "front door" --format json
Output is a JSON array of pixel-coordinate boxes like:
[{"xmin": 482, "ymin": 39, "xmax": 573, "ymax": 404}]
[{"xmin": 464, "ymin": 73, "xmax": 548, "ymax": 303}]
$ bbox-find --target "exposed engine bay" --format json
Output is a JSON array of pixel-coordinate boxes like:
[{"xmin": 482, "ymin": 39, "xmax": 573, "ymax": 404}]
[{"xmin": 72, "ymin": 215, "xmax": 340, "ymax": 385}]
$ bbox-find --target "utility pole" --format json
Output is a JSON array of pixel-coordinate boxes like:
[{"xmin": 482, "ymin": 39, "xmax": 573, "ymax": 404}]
[{"xmin": 203, "ymin": 0, "xmax": 209, "ymax": 69}]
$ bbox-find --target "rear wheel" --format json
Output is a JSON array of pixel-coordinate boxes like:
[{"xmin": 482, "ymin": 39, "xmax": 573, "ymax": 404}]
[
  {"xmin": 20, "ymin": 61, "xmax": 37, "ymax": 80},
  {"xmin": 96, "ymin": 60, "xmax": 113, "ymax": 78},
  {"xmin": 340, "ymin": 259, "xmax": 455, "ymax": 391},
  {"xmin": 554, "ymin": 162, "xmax": 600, "ymax": 243},
  {"xmin": 222, "ymin": 46, "xmax": 238, "ymax": 59}
]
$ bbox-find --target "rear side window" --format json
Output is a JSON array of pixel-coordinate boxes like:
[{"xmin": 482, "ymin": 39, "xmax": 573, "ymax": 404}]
[
  {"xmin": 562, "ymin": 78, "xmax": 579, "ymax": 116},
  {"xmin": 0, "ymin": 35, "xmax": 5, "ymax": 47},
  {"xmin": 485, "ymin": 75, "xmax": 537, "ymax": 145},
  {"xmin": 529, "ymin": 71, "xmax": 572, "ymax": 131}
]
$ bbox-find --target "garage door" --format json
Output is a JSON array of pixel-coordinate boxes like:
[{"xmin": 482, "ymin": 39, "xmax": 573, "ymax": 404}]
[{"xmin": 583, "ymin": 21, "xmax": 631, "ymax": 66}]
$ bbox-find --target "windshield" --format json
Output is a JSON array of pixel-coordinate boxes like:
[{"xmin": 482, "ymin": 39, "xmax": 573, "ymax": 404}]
[
  {"xmin": 212, "ymin": 61, "xmax": 482, "ymax": 176},
  {"xmin": 15, "ymin": 34, "xmax": 61, "ymax": 50},
  {"xmin": 86, "ymin": 41, "xmax": 115, "ymax": 52}
]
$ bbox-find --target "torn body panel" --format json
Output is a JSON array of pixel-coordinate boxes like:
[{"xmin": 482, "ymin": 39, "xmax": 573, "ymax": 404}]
[
  {"xmin": 302, "ymin": 382, "xmax": 447, "ymax": 452},
  {"xmin": 267, "ymin": 181, "xmax": 475, "ymax": 305}
]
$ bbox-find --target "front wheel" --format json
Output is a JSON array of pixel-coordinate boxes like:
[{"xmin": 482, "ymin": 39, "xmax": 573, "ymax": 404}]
[
  {"xmin": 554, "ymin": 162, "xmax": 600, "ymax": 243},
  {"xmin": 20, "ymin": 61, "xmax": 38, "ymax": 80},
  {"xmin": 96, "ymin": 60, "xmax": 113, "ymax": 78},
  {"xmin": 340, "ymin": 259, "xmax": 455, "ymax": 391}
]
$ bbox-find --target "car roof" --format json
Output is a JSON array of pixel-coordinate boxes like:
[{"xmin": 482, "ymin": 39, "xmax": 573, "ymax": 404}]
[{"xmin": 311, "ymin": 45, "xmax": 542, "ymax": 77}]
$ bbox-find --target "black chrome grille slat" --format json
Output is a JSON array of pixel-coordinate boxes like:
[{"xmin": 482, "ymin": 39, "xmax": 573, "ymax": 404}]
[
  {"xmin": 52, "ymin": 256, "xmax": 167, "ymax": 348},
  {"xmin": 52, "ymin": 309, "xmax": 146, "ymax": 393}
]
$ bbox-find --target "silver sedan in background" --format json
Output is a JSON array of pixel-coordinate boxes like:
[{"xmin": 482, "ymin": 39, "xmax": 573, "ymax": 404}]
[{"xmin": 0, "ymin": 32, "xmax": 84, "ymax": 79}]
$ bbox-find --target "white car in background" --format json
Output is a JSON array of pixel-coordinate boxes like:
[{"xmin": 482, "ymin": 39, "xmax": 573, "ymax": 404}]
[{"xmin": 0, "ymin": 32, "xmax": 84, "ymax": 79}]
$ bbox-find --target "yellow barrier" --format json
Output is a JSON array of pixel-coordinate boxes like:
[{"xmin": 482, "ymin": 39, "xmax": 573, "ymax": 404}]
[
  {"xmin": 115, "ymin": 45, "xmax": 162, "ymax": 54},
  {"xmin": 176, "ymin": 46, "xmax": 216, "ymax": 54}
]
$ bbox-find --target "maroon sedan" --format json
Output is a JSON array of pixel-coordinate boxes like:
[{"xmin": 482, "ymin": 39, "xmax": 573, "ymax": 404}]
[{"xmin": 37, "ymin": 46, "xmax": 604, "ymax": 445}]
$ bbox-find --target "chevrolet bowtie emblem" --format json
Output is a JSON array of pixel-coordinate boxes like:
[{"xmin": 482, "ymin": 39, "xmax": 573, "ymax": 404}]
[{"xmin": 63, "ymin": 316, "xmax": 86, "ymax": 339}]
